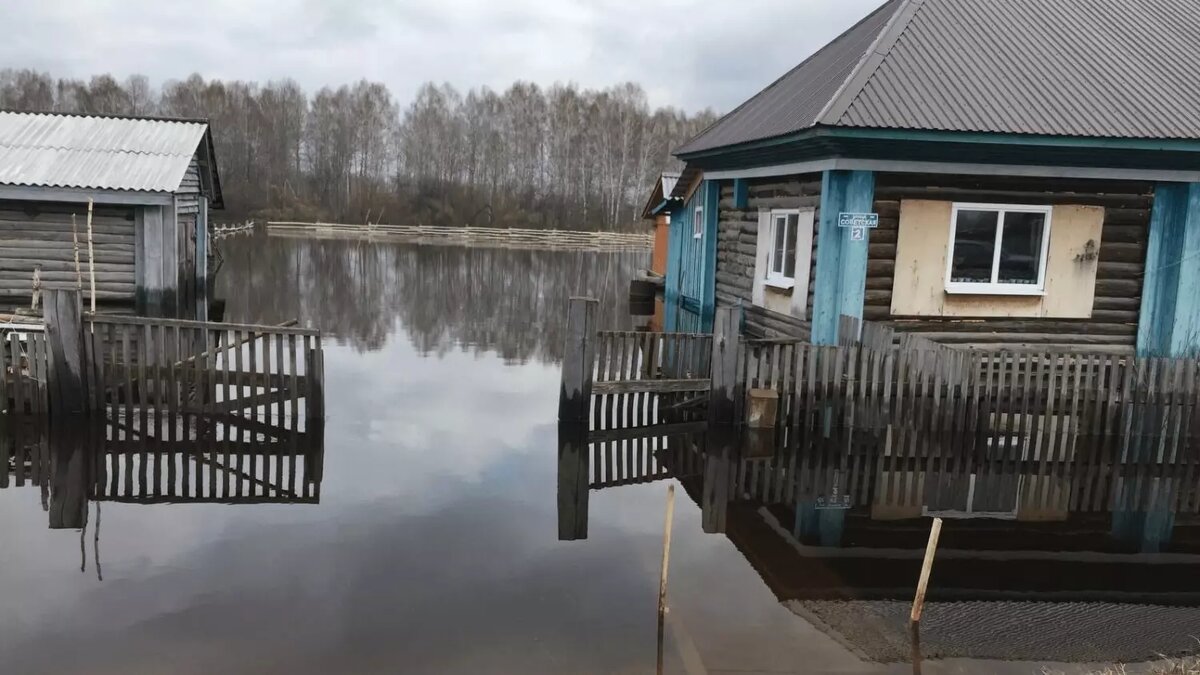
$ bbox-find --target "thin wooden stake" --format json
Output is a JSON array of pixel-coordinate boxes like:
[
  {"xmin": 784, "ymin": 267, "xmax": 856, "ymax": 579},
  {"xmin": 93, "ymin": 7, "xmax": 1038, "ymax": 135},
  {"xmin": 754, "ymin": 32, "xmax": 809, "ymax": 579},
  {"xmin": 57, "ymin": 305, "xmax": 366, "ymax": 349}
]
[
  {"xmin": 657, "ymin": 483, "xmax": 677, "ymax": 675},
  {"xmin": 86, "ymin": 198, "xmax": 97, "ymax": 314},
  {"xmin": 71, "ymin": 213, "xmax": 83, "ymax": 292},
  {"xmin": 910, "ymin": 517, "xmax": 943, "ymax": 675}
]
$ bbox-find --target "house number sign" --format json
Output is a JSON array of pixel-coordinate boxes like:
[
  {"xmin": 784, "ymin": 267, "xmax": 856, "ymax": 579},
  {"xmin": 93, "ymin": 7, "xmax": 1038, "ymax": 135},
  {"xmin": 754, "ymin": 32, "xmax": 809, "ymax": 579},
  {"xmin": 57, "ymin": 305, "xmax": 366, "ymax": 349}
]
[{"xmin": 838, "ymin": 212, "xmax": 878, "ymax": 242}]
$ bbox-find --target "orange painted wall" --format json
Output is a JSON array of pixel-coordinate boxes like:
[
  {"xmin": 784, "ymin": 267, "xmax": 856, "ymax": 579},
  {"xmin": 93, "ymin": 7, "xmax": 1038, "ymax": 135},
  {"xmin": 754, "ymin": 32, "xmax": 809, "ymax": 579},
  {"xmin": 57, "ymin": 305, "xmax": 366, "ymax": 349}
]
[{"xmin": 651, "ymin": 214, "xmax": 669, "ymax": 275}]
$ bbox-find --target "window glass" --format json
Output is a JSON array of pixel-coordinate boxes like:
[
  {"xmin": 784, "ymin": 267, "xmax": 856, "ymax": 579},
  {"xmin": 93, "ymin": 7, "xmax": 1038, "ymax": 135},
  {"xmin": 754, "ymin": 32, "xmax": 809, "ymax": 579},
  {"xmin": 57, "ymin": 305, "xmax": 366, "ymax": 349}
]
[
  {"xmin": 784, "ymin": 213, "xmax": 799, "ymax": 278},
  {"xmin": 997, "ymin": 211, "xmax": 1045, "ymax": 285},
  {"xmin": 772, "ymin": 215, "xmax": 787, "ymax": 275},
  {"xmin": 693, "ymin": 208, "xmax": 703, "ymax": 238},
  {"xmin": 950, "ymin": 210, "xmax": 999, "ymax": 283}
]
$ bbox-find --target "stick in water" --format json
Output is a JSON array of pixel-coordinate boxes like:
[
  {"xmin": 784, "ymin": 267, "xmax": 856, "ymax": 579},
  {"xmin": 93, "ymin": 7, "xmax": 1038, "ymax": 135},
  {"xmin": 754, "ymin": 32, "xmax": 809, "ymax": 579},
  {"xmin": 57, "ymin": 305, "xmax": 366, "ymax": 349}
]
[
  {"xmin": 910, "ymin": 517, "xmax": 943, "ymax": 675},
  {"xmin": 656, "ymin": 484, "xmax": 676, "ymax": 675},
  {"xmin": 86, "ymin": 198, "xmax": 97, "ymax": 314}
]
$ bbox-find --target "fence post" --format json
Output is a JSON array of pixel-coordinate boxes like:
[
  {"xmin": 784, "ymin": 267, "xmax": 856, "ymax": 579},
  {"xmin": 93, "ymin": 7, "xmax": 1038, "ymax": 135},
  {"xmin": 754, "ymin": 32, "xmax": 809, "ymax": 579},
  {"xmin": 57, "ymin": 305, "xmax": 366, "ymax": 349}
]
[
  {"xmin": 306, "ymin": 342, "xmax": 325, "ymax": 420},
  {"xmin": 709, "ymin": 305, "xmax": 743, "ymax": 426},
  {"xmin": 557, "ymin": 421, "xmax": 589, "ymax": 540},
  {"xmin": 43, "ymin": 289, "xmax": 88, "ymax": 416},
  {"xmin": 559, "ymin": 297, "xmax": 597, "ymax": 423}
]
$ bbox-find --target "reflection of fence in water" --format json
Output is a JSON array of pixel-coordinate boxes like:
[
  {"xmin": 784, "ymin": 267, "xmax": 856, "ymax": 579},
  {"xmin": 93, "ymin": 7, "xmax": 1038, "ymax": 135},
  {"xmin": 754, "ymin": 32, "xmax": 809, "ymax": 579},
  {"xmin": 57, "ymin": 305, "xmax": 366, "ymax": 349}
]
[{"xmin": 0, "ymin": 415, "xmax": 324, "ymax": 508}]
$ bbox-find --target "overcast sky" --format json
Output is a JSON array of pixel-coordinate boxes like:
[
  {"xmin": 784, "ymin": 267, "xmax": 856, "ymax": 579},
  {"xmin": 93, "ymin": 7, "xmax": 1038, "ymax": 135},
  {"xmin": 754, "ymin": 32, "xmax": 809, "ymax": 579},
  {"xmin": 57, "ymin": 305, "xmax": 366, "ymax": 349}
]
[{"xmin": 3, "ymin": 0, "xmax": 883, "ymax": 114}]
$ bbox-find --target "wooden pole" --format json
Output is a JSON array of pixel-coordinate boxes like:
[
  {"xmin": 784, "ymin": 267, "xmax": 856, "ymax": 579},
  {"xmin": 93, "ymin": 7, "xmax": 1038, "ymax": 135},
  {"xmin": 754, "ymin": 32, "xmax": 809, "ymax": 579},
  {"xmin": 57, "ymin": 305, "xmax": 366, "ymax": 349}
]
[
  {"xmin": 656, "ymin": 483, "xmax": 676, "ymax": 675},
  {"xmin": 910, "ymin": 517, "xmax": 943, "ymax": 675},
  {"xmin": 559, "ymin": 297, "xmax": 597, "ymax": 423},
  {"xmin": 43, "ymin": 289, "xmax": 87, "ymax": 416},
  {"xmin": 86, "ymin": 199, "xmax": 97, "ymax": 314}
]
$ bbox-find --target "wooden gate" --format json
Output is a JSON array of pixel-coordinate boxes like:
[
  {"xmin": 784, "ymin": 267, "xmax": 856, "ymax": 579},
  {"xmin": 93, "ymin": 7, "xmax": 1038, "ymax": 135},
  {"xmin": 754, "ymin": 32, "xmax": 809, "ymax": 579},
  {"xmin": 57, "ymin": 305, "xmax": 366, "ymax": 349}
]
[{"xmin": 84, "ymin": 314, "xmax": 325, "ymax": 422}]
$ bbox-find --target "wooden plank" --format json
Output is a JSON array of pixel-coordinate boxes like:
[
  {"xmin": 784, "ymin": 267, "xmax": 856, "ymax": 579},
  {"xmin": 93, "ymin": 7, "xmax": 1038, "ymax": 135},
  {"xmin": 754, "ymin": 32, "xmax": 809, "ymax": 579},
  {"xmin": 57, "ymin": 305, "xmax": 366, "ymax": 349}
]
[
  {"xmin": 89, "ymin": 314, "xmax": 319, "ymax": 336},
  {"xmin": 288, "ymin": 334, "xmax": 299, "ymax": 421},
  {"xmin": 709, "ymin": 306, "xmax": 743, "ymax": 425}
]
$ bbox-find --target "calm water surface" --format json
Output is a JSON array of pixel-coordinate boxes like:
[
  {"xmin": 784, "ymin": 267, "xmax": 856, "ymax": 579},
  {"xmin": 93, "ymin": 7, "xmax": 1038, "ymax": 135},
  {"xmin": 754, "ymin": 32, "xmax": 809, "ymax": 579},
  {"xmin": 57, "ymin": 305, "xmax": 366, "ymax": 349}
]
[{"xmin": 0, "ymin": 235, "xmax": 1193, "ymax": 674}]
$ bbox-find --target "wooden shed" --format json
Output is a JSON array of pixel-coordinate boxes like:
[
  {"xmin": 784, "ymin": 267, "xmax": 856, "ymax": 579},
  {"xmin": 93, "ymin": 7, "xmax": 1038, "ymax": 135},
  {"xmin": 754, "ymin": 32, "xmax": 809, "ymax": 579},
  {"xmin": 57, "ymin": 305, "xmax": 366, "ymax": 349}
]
[
  {"xmin": 640, "ymin": 172, "xmax": 681, "ymax": 277},
  {"xmin": 0, "ymin": 110, "xmax": 222, "ymax": 319},
  {"xmin": 666, "ymin": 0, "xmax": 1200, "ymax": 357}
]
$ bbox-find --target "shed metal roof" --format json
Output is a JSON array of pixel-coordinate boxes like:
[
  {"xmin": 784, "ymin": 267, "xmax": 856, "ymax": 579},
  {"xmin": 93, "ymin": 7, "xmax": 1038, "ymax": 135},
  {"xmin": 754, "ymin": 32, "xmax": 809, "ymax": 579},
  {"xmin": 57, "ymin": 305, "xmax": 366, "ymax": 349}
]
[
  {"xmin": 678, "ymin": 0, "xmax": 1200, "ymax": 156},
  {"xmin": 0, "ymin": 111, "xmax": 211, "ymax": 194},
  {"xmin": 641, "ymin": 171, "xmax": 683, "ymax": 219}
]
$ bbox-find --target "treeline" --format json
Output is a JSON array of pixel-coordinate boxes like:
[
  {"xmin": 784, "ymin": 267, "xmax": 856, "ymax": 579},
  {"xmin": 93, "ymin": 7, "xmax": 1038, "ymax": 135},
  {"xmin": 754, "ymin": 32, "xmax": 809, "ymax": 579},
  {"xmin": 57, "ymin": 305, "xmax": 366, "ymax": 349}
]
[{"xmin": 0, "ymin": 70, "xmax": 717, "ymax": 230}]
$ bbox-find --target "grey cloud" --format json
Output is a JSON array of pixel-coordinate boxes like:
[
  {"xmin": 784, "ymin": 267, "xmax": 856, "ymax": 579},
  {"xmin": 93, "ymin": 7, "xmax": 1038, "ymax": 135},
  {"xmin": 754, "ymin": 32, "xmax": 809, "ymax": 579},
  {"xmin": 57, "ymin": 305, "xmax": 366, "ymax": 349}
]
[{"xmin": 1, "ymin": 0, "xmax": 884, "ymax": 113}]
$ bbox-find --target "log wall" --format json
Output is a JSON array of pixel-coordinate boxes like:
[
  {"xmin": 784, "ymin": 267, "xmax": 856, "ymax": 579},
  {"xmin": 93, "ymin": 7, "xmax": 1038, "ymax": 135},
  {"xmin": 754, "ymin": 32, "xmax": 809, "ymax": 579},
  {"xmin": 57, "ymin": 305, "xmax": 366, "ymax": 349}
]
[
  {"xmin": 870, "ymin": 173, "xmax": 1153, "ymax": 352},
  {"xmin": 715, "ymin": 175, "xmax": 822, "ymax": 338},
  {"xmin": 0, "ymin": 200, "xmax": 136, "ymax": 300}
]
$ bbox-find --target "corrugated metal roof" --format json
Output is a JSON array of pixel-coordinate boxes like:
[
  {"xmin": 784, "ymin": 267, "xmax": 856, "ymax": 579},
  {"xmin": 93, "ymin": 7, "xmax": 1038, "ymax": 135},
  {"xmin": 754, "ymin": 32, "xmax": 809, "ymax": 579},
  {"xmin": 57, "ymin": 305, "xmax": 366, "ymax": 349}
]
[
  {"xmin": 678, "ymin": 0, "xmax": 903, "ymax": 155},
  {"xmin": 642, "ymin": 171, "xmax": 684, "ymax": 219},
  {"xmin": 0, "ymin": 111, "xmax": 209, "ymax": 193},
  {"xmin": 678, "ymin": 0, "xmax": 1200, "ymax": 156}
]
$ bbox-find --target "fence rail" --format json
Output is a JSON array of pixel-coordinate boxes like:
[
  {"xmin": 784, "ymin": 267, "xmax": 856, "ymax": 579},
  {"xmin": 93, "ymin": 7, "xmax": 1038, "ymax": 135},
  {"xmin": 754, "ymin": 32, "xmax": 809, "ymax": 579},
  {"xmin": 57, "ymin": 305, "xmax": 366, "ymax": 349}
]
[{"xmin": 268, "ymin": 222, "xmax": 652, "ymax": 252}]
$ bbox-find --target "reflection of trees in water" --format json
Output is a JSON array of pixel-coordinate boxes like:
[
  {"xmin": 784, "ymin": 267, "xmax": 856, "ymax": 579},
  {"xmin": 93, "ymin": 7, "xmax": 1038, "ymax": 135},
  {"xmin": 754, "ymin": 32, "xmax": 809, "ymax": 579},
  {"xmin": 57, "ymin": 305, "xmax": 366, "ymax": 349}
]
[{"xmin": 216, "ymin": 235, "xmax": 644, "ymax": 364}]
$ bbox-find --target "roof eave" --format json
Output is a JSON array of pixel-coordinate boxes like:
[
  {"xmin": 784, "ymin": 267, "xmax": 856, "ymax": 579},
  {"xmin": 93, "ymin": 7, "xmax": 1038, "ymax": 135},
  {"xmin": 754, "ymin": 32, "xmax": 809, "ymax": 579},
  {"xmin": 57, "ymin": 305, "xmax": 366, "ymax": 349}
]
[{"xmin": 677, "ymin": 126, "xmax": 1200, "ymax": 175}]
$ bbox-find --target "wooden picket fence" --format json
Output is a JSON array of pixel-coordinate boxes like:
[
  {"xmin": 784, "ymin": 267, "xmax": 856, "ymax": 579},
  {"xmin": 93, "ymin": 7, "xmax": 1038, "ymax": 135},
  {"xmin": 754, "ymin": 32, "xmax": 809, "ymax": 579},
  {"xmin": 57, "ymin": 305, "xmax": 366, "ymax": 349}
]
[
  {"xmin": 738, "ymin": 340, "xmax": 1200, "ymax": 515},
  {"xmin": 85, "ymin": 314, "xmax": 324, "ymax": 423},
  {"xmin": 2, "ymin": 291, "xmax": 326, "ymax": 428},
  {"xmin": 1, "ymin": 325, "xmax": 49, "ymax": 414},
  {"xmin": 588, "ymin": 329, "xmax": 712, "ymax": 432}
]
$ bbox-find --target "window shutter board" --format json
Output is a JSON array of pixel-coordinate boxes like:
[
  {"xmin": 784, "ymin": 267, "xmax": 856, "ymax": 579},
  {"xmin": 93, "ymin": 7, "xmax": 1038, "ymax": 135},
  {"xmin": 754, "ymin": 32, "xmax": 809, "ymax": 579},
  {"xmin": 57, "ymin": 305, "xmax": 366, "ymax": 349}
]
[
  {"xmin": 791, "ymin": 210, "xmax": 816, "ymax": 320},
  {"xmin": 753, "ymin": 208, "xmax": 770, "ymax": 306}
]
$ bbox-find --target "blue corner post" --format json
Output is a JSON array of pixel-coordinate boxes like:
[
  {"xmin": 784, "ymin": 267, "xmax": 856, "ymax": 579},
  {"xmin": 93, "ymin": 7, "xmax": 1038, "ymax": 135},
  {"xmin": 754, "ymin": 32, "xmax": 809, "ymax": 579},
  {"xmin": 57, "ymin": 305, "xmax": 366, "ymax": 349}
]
[
  {"xmin": 701, "ymin": 179, "xmax": 720, "ymax": 317},
  {"xmin": 732, "ymin": 179, "xmax": 749, "ymax": 209},
  {"xmin": 1138, "ymin": 182, "xmax": 1200, "ymax": 357},
  {"xmin": 812, "ymin": 170, "xmax": 876, "ymax": 345}
]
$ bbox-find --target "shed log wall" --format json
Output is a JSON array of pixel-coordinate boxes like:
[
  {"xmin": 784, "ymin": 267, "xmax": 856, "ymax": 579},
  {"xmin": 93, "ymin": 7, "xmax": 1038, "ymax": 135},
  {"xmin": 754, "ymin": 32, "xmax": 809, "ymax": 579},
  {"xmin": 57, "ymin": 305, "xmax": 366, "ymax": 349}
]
[
  {"xmin": 0, "ymin": 200, "xmax": 136, "ymax": 300},
  {"xmin": 870, "ymin": 173, "xmax": 1152, "ymax": 351},
  {"xmin": 715, "ymin": 175, "xmax": 821, "ymax": 338}
]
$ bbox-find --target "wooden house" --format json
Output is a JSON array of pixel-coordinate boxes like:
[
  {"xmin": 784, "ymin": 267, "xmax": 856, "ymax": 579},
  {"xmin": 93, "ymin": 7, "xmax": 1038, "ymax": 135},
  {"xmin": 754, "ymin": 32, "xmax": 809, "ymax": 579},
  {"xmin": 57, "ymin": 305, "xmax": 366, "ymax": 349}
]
[
  {"xmin": 666, "ymin": 0, "xmax": 1200, "ymax": 356},
  {"xmin": 0, "ymin": 110, "xmax": 222, "ymax": 319}
]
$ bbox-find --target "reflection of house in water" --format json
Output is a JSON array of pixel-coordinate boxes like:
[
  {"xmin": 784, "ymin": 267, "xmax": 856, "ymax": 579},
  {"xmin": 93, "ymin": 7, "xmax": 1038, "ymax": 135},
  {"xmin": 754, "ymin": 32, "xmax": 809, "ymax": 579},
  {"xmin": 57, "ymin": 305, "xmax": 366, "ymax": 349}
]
[
  {"xmin": 1, "ymin": 414, "xmax": 324, "ymax": 531},
  {"xmin": 558, "ymin": 422, "xmax": 1200, "ymax": 664}
]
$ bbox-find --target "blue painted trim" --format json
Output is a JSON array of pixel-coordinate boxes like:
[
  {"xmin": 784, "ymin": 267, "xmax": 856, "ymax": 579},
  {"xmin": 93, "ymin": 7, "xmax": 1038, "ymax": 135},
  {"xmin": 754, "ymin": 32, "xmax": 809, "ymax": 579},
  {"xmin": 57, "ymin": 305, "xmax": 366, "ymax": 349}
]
[
  {"xmin": 732, "ymin": 179, "xmax": 749, "ymax": 209},
  {"xmin": 1138, "ymin": 183, "xmax": 1200, "ymax": 357},
  {"xmin": 650, "ymin": 198, "xmax": 681, "ymax": 217},
  {"xmin": 811, "ymin": 170, "xmax": 876, "ymax": 345}
]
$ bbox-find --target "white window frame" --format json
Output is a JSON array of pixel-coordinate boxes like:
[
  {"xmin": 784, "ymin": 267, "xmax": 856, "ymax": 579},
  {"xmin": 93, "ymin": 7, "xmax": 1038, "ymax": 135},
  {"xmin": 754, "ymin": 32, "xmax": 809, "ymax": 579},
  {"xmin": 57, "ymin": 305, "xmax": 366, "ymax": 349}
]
[
  {"xmin": 693, "ymin": 205, "xmax": 703, "ymax": 239},
  {"xmin": 945, "ymin": 202, "xmax": 1053, "ymax": 296},
  {"xmin": 765, "ymin": 209, "xmax": 801, "ymax": 290}
]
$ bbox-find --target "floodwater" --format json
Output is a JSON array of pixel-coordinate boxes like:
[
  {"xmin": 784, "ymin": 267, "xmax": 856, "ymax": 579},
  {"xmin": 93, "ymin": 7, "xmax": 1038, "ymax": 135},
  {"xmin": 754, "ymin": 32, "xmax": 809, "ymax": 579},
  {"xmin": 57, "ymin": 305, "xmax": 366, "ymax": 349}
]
[{"xmin": 0, "ymin": 235, "xmax": 1197, "ymax": 674}]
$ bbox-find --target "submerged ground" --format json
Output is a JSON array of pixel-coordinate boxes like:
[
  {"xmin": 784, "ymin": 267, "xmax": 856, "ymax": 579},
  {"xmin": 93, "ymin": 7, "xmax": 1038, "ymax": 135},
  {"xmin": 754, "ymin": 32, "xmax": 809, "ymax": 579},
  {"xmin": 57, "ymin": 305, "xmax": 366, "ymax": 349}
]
[{"xmin": 0, "ymin": 235, "xmax": 1193, "ymax": 674}]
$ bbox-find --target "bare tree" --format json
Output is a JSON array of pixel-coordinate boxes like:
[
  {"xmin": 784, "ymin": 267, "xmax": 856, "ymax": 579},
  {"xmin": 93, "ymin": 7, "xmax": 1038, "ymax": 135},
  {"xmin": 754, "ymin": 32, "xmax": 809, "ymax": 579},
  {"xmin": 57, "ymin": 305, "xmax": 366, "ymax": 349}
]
[{"xmin": 0, "ymin": 70, "xmax": 717, "ymax": 230}]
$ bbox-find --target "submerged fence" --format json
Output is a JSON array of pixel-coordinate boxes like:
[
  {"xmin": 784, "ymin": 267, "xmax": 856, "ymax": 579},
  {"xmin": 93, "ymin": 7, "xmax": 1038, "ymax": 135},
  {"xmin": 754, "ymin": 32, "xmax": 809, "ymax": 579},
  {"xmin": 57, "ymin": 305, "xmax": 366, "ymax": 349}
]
[
  {"xmin": 559, "ymin": 299, "xmax": 1200, "ymax": 518},
  {"xmin": 2, "ymin": 290, "xmax": 325, "ymax": 424},
  {"xmin": 1, "ymin": 323, "xmax": 49, "ymax": 414}
]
